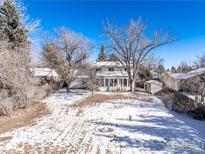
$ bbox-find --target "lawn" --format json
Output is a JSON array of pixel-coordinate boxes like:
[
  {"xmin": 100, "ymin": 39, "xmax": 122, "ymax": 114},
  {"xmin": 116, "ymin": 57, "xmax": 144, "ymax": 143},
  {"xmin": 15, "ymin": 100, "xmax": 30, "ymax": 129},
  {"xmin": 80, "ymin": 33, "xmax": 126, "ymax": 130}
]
[{"xmin": 0, "ymin": 89, "xmax": 204, "ymax": 153}]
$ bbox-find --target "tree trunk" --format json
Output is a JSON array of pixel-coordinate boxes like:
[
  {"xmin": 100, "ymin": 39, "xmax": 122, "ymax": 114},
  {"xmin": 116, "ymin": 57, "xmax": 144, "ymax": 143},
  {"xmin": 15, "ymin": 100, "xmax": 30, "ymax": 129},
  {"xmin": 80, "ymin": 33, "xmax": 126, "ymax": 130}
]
[
  {"xmin": 66, "ymin": 85, "xmax": 70, "ymax": 93},
  {"xmin": 130, "ymin": 79, "xmax": 135, "ymax": 93},
  {"xmin": 201, "ymin": 95, "xmax": 204, "ymax": 104},
  {"xmin": 65, "ymin": 80, "xmax": 71, "ymax": 93}
]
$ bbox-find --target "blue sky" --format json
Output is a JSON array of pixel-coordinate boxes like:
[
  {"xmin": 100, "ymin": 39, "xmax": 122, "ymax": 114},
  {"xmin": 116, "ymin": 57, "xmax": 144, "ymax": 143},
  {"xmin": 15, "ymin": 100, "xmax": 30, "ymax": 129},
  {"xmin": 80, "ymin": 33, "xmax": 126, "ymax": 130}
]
[{"xmin": 25, "ymin": 0, "xmax": 205, "ymax": 68}]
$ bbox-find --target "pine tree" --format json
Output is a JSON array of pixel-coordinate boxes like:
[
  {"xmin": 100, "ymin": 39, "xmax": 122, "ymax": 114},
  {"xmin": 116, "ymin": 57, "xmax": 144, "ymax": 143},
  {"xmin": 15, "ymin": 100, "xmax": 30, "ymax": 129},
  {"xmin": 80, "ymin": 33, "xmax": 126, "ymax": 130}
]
[
  {"xmin": 157, "ymin": 64, "xmax": 165, "ymax": 73},
  {"xmin": 0, "ymin": 0, "xmax": 28, "ymax": 48},
  {"xmin": 109, "ymin": 53, "xmax": 118, "ymax": 61},
  {"xmin": 97, "ymin": 45, "xmax": 106, "ymax": 61},
  {"xmin": 177, "ymin": 66, "xmax": 182, "ymax": 73},
  {"xmin": 171, "ymin": 66, "xmax": 177, "ymax": 73}
]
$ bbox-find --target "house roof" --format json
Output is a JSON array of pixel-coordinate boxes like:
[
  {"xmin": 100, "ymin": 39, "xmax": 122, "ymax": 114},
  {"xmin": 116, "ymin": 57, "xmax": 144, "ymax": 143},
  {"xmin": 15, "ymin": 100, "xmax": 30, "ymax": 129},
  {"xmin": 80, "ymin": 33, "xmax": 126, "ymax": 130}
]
[
  {"xmin": 168, "ymin": 68, "xmax": 205, "ymax": 80},
  {"xmin": 91, "ymin": 61, "xmax": 123, "ymax": 68},
  {"xmin": 145, "ymin": 80, "xmax": 162, "ymax": 85},
  {"xmin": 96, "ymin": 70, "xmax": 129, "ymax": 77},
  {"xmin": 31, "ymin": 68, "xmax": 58, "ymax": 77}
]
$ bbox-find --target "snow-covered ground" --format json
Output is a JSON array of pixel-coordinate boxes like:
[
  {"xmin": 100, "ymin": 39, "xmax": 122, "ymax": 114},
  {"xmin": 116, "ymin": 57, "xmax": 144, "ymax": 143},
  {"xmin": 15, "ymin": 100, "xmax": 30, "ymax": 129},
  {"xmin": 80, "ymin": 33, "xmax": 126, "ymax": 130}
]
[{"xmin": 0, "ymin": 89, "xmax": 205, "ymax": 153}]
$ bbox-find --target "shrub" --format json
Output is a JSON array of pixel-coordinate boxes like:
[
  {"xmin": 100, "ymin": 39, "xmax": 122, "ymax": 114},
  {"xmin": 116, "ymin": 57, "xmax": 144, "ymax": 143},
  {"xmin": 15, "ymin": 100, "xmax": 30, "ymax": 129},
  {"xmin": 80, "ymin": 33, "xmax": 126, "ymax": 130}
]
[
  {"xmin": 156, "ymin": 88, "xmax": 196, "ymax": 112},
  {"xmin": 156, "ymin": 88, "xmax": 205, "ymax": 120},
  {"xmin": 187, "ymin": 104, "xmax": 205, "ymax": 120}
]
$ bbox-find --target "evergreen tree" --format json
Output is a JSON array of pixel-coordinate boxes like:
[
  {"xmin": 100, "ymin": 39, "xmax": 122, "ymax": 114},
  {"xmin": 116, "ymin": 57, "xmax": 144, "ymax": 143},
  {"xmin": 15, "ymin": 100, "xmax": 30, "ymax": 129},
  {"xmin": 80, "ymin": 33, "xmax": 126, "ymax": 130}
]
[
  {"xmin": 0, "ymin": 0, "xmax": 28, "ymax": 48},
  {"xmin": 171, "ymin": 66, "xmax": 177, "ymax": 73},
  {"xmin": 177, "ymin": 66, "xmax": 182, "ymax": 73},
  {"xmin": 109, "ymin": 53, "xmax": 118, "ymax": 61},
  {"xmin": 97, "ymin": 45, "xmax": 106, "ymax": 61},
  {"xmin": 157, "ymin": 64, "xmax": 165, "ymax": 74}
]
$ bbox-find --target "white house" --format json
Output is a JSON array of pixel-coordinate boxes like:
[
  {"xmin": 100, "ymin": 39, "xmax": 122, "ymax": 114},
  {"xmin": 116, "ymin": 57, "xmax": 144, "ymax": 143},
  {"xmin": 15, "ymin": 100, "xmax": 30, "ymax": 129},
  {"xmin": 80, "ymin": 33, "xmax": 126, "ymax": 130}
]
[
  {"xmin": 150, "ymin": 71, "xmax": 161, "ymax": 79},
  {"xmin": 31, "ymin": 68, "xmax": 58, "ymax": 77},
  {"xmin": 31, "ymin": 68, "xmax": 59, "ymax": 82},
  {"xmin": 162, "ymin": 68, "xmax": 205, "ymax": 91},
  {"xmin": 91, "ymin": 61, "xmax": 130, "ymax": 91}
]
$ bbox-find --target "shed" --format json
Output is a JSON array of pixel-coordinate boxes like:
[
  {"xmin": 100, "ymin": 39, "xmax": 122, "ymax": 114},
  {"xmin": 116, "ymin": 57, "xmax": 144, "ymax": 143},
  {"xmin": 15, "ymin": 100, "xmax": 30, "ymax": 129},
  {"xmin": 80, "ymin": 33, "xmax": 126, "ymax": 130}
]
[{"xmin": 144, "ymin": 80, "xmax": 163, "ymax": 94}]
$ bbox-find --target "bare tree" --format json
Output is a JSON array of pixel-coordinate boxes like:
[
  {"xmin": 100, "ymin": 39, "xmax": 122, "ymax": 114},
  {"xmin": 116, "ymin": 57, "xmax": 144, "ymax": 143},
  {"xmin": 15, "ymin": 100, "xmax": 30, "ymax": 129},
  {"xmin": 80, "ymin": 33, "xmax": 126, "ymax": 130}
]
[
  {"xmin": 144, "ymin": 56, "xmax": 164, "ymax": 72},
  {"xmin": 177, "ymin": 61, "xmax": 193, "ymax": 73},
  {"xmin": 104, "ymin": 18, "xmax": 175, "ymax": 92},
  {"xmin": 42, "ymin": 27, "xmax": 93, "ymax": 92},
  {"xmin": 195, "ymin": 54, "xmax": 205, "ymax": 68},
  {"xmin": 85, "ymin": 65, "xmax": 98, "ymax": 95},
  {"xmin": 0, "ymin": 40, "xmax": 38, "ymax": 115}
]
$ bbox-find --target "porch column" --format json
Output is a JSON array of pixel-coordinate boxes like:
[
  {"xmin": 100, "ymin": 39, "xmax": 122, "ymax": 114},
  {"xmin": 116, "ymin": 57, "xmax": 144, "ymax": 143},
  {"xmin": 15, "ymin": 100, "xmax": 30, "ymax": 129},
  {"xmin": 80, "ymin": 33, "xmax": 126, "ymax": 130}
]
[{"xmin": 118, "ymin": 78, "xmax": 120, "ymax": 86}]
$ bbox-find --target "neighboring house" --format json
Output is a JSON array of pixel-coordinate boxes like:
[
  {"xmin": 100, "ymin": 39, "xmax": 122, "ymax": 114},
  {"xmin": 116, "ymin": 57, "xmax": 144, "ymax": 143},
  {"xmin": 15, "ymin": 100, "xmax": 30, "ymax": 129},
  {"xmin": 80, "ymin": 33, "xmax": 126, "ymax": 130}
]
[
  {"xmin": 144, "ymin": 80, "xmax": 163, "ymax": 94},
  {"xmin": 32, "ymin": 67, "xmax": 88, "ymax": 88},
  {"xmin": 150, "ymin": 71, "xmax": 161, "ymax": 80},
  {"xmin": 162, "ymin": 68, "xmax": 205, "ymax": 91},
  {"xmin": 91, "ymin": 61, "xmax": 130, "ymax": 91},
  {"xmin": 31, "ymin": 68, "xmax": 59, "ymax": 82},
  {"xmin": 69, "ymin": 73, "xmax": 88, "ymax": 89}
]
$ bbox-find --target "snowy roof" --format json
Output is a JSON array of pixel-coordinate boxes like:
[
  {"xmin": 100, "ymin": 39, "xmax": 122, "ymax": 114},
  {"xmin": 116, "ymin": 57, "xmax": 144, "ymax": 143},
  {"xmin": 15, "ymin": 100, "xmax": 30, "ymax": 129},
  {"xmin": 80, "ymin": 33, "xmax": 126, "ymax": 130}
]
[
  {"xmin": 91, "ymin": 61, "xmax": 123, "ymax": 68},
  {"xmin": 31, "ymin": 68, "xmax": 58, "ymax": 77},
  {"xmin": 169, "ymin": 68, "xmax": 205, "ymax": 80},
  {"xmin": 96, "ymin": 71, "xmax": 129, "ymax": 77},
  {"xmin": 150, "ymin": 70, "xmax": 159, "ymax": 74},
  {"xmin": 145, "ymin": 80, "xmax": 162, "ymax": 85}
]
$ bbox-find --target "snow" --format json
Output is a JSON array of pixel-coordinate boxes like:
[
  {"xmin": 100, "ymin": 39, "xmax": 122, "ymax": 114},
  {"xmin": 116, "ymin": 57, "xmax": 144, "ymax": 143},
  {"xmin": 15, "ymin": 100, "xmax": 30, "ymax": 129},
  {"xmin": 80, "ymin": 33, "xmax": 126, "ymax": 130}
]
[
  {"xmin": 91, "ymin": 61, "xmax": 129, "ymax": 77},
  {"xmin": 96, "ymin": 70, "xmax": 129, "ymax": 77},
  {"xmin": 0, "ymin": 89, "xmax": 205, "ymax": 153},
  {"xmin": 145, "ymin": 80, "xmax": 163, "ymax": 85},
  {"xmin": 169, "ymin": 67, "xmax": 205, "ymax": 80},
  {"xmin": 91, "ymin": 61, "xmax": 123, "ymax": 68},
  {"xmin": 31, "ymin": 68, "xmax": 58, "ymax": 77}
]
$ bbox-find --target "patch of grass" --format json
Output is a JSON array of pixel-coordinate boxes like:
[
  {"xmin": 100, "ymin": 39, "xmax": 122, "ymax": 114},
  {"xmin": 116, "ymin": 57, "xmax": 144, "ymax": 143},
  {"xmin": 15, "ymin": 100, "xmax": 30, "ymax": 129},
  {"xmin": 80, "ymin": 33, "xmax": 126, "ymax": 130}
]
[
  {"xmin": 72, "ymin": 93, "xmax": 153, "ymax": 108},
  {"xmin": 6, "ymin": 144, "xmax": 70, "ymax": 154},
  {"xmin": 0, "ymin": 102, "xmax": 48, "ymax": 133},
  {"xmin": 0, "ymin": 136, "xmax": 12, "ymax": 142}
]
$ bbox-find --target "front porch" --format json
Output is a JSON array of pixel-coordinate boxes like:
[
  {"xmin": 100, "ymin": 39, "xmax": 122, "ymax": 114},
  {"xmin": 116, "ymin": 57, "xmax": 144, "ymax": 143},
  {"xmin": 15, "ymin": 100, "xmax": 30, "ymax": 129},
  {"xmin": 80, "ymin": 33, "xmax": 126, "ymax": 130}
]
[{"xmin": 96, "ymin": 77, "xmax": 130, "ymax": 91}]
